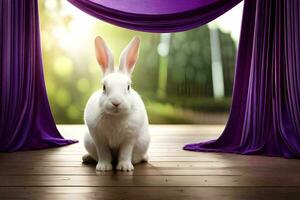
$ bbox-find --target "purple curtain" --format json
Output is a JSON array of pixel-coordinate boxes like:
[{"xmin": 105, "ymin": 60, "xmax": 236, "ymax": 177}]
[
  {"xmin": 0, "ymin": 0, "xmax": 77, "ymax": 151},
  {"xmin": 184, "ymin": 0, "xmax": 300, "ymax": 158},
  {"xmin": 67, "ymin": 0, "xmax": 300, "ymax": 158}
]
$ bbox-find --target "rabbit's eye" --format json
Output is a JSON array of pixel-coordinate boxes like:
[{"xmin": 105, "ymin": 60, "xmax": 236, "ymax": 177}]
[
  {"xmin": 127, "ymin": 85, "xmax": 130, "ymax": 91},
  {"xmin": 103, "ymin": 85, "xmax": 106, "ymax": 91}
]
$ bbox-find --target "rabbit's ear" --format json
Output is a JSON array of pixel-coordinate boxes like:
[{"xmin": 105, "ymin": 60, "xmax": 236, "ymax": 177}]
[
  {"xmin": 95, "ymin": 36, "xmax": 114, "ymax": 75},
  {"xmin": 119, "ymin": 36, "xmax": 140, "ymax": 76}
]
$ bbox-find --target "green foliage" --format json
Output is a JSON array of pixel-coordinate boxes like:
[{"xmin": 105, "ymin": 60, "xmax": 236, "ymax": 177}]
[
  {"xmin": 219, "ymin": 29, "xmax": 237, "ymax": 96},
  {"xmin": 167, "ymin": 27, "xmax": 236, "ymax": 98},
  {"xmin": 146, "ymin": 101, "xmax": 194, "ymax": 124},
  {"xmin": 142, "ymin": 93, "xmax": 231, "ymax": 113},
  {"xmin": 168, "ymin": 26, "xmax": 213, "ymax": 97},
  {"xmin": 39, "ymin": 0, "xmax": 236, "ymax": 124}
]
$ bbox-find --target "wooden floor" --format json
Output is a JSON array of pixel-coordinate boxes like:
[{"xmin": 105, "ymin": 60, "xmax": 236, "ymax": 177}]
[{"xmin": 0, "ymin": 125, "xmax": 300, "ymax": 200}]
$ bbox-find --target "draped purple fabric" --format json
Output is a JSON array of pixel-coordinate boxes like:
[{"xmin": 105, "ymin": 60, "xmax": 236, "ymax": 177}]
[
  {"xmin": 184, "ymin": 0, "xmax": 300, "ymax": 158},
  {"xmin": 67, "ymin": 0, "xmax": 242, "ymax": 32},
  {"xmin": 0, "ymin": 0, "xmax": 77, "ymax": 151}
]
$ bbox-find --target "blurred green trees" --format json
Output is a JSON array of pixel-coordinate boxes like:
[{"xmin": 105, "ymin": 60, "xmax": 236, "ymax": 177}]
[
  {"xmin": 167, "ymin": 27, "xmax": 236, "ymax": 98},
  {"xmin": 39, "ymin": 0, "xmax": 236, "ymax": 124}
]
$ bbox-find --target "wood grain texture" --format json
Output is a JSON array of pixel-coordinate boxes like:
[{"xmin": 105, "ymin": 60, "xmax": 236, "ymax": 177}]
[
  {"xmin": 0, "ymin": 125, "xmax": 299, "ymax": 199},
  {"xmin": 0, "ymin": 187, "xmax": 298, "ymax": 200}
]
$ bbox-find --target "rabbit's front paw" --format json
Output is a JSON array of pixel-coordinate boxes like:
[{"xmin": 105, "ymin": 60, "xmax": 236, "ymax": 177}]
[
  {"xmin": 116, "ymin": 161, "xmax": 134, "ymax": 171},
  {"xmin": 96, "ymin": 161, "xmax": 112, "ymax": 171},
  {"xmin": 82, "ymin": 154, "xmax": 96, "ymax": 163}
]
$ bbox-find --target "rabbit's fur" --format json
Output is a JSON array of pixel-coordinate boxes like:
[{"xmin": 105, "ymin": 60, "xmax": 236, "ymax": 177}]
[{"xmin": 83, "ymin": 36, "xmax": 150, "ymax": 171}]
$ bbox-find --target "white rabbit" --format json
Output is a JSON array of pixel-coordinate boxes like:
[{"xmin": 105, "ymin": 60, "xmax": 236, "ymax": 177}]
[{"xmin": 82, "ymin": 36, "xmax": 150, "ymax": 171}]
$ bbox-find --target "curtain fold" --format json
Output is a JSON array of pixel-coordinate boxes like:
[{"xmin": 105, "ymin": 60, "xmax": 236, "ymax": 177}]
[
  {"xmin": 67, "ymin": 0, "xmax": 242, "ymax": 32},
  {"xmin": 184, "ymin": 0, "xmax": 300, "ymax": 158},
  {"xmin": 0, "ymin": 0, "xmax": 77, "ymax": 151}
]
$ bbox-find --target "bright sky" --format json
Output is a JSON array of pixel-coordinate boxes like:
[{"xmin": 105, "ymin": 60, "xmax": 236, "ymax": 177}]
[{"xmin": 209, "ymin": 1, "xmax": 244, "ymax": 43}]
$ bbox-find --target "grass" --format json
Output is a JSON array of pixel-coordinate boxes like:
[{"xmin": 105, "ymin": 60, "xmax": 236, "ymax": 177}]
[
  {"xmin": 145, "ymin": 101, "xmax": 194, "ymax": 124},
  {"xmin": 143, "ymin": 96, "xmax": 231, "ymax": 124}
]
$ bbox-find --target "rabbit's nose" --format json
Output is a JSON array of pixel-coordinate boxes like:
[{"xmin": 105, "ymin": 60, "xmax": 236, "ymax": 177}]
[{"xmin": 111, "ymin": 102, "xmax": 120, "ymax": 107}]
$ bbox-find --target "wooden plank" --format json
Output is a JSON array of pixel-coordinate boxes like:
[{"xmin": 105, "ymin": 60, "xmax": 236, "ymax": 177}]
[
  {"xmin": 0, "ymin": 156, "xmax": 224, "ymax": 162},
  {"xmin": 1, "ymin": 151, "xmax": 299, "ymax": 163},
  {"xmin": 0, "ymin": 161, "xmax": 222, "ymax": 168},
  {"xmin": 0, "ymin": 187, "xmax": 299, "ymax": 200},
  {"xmin": 58, "ymin": 136, "xmax": 217, "ymax": 141},
  {"xmin": 0, "ymin": 159, "xmax": 300, "ymax": 176},
  {"xmin": 2, "ymin": 164, "xmax": 300, "ymax": 176},
  {"xmin": 0, "ymin": 150, "xmax": 239, "ymax": 158},
  {"xmin": 1, "ymin": 175, "xmax": 300, "ymax": 187},
  {"xmin": 0, "ymin": 152, "xmax": 246, "ymax": 162},
  {"xmin": 1, "ymin": 150, "xmax": 298, "ymax": 162},
  {"xmin": 0, "ymin": 166, "xmax": 240, "ymax": 176},
  {"xmin": 1, "ymin": 161, "xmax": 221, "ymax": 168},
  {"xmin": 3, "ymin": 149, "xmax": 298, "ymax": 162},
  {"xmin": 0, "ymin": 155, "xmax": 278, "ymax": 162},
  {"xmin": 2, "ymin": 159, "xmax": 299, "ymax": 169},
  {"xmin": 0, "ymin": 156, "xmax": 298, "ymax": 169},
  {"xmin": 48, "ymin": 143, "xmax": 195, "ymax": 150},
  {"xmin": 18, "ymin": 148, "xmax": 193, "ymax": 154}
]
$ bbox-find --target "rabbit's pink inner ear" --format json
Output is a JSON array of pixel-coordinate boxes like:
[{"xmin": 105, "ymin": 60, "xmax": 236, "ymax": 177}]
[
  {"xmin": 126, "ymin": 41, "xmax": 139, "ymax": 72},
  {"xmin": 122, "ymin": 37, "xmax": 140, "ymax": 75},
  {"xmin": 95, "ymin": 36, "xmax": 110, "ymax": 73}
]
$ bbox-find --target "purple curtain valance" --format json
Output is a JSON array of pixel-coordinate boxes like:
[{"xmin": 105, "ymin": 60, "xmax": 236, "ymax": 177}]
[{"xmin": 67, "ymin": 0, "xmax": 242, "ymax": 32}]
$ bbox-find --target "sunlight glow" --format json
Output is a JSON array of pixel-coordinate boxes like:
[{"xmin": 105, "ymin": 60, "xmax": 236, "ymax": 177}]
[
  {"xmin": 45, "ymin": 0, "xmax": 57, "ymax": 11},
  {"xmin": 209, "ymin": 1, "xmax": 244, "ymax": 42},
  {"xmin": 53, "ymin": 56, "xmax": 73, "ymax": 77},
  {"xmin": 52, "ymin": 1, "xmax": 96, "ymax": 55}
]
